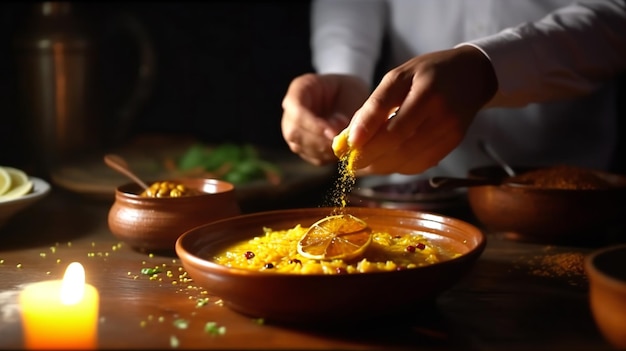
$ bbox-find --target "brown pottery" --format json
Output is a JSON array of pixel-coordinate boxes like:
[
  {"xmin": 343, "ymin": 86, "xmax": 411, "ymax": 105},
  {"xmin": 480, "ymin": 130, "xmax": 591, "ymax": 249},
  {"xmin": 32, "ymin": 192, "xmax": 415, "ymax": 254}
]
[
  {"xmin": 175, "ymin": 206, "xmax": 486, "ymax": 325},
  {"xmin": 466, "ymin": 165, "xmax": 626, "ymax": 244},
  {"xmin": 108, "ymin": 178, "xmax": 240, "ymax": 252},
  {"xmin": 585, "ymin": 244, "xmax": 626, "ymax": 349}
]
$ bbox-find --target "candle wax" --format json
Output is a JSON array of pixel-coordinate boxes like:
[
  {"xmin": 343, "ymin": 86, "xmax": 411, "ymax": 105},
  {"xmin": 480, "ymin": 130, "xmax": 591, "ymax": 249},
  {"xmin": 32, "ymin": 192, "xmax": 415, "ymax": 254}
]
[{"xmin": 20, "ymin": 275, "xmax": 99, "ymax": 349}]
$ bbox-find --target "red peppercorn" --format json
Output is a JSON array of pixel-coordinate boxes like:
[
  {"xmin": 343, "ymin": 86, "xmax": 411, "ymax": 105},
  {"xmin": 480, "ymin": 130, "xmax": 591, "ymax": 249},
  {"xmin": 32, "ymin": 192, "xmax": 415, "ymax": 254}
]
[
  {"xmin": 244, "ymin": 251, "xmax": 255, "ymax": 259},
  {"xmin": 335, "ymin": 267, "xmax": 347, "ymax": 274},
  {"xmin": 264, "ymin": 263, "xmax": 274, "ymax": 269},
  {"xmin": 406, "ymin": 245, "xmax": 416, "ymax": 253},
  {"xmin": 417, "ymin": 243, "xmax": 426, "ymax": 250}
]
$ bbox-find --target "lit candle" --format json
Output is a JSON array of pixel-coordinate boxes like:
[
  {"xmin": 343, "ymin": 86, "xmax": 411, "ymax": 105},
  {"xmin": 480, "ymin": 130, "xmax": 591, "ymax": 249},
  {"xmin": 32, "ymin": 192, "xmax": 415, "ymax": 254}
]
[{"xmin": 19, "ymin": 262, "xmax": 99, "ymax": 349}]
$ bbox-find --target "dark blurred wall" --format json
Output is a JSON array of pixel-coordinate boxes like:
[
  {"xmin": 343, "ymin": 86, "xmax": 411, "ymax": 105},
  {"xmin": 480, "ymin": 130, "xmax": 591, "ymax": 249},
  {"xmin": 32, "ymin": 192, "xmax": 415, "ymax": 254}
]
[{"xmin": 0, "ymin": 1, "xmax": 313, "ymax": 168}]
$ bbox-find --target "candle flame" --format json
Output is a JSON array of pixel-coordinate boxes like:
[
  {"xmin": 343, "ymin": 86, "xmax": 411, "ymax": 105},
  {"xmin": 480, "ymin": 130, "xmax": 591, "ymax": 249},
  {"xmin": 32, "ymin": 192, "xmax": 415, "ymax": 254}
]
[{"xmin": 60, "ymin": 262, "xmax": 85, "ymax": 305}]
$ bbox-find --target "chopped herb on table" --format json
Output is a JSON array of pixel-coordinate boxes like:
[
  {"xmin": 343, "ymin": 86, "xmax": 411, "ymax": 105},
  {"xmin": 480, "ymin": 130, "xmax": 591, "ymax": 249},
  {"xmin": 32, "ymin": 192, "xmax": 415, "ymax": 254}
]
[
  {"xmin": 204, "ymin": 321, "xmax": 226, "ymax": 336},
  {"xmin": 140, "ymin": 267, "xmax": 161, "ymax": 275}
]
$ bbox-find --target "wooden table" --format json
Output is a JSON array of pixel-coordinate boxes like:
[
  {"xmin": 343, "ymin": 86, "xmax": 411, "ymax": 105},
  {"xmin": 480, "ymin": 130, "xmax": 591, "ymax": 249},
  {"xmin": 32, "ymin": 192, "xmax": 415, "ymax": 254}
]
[{"xmin": 0, "ymin": 186, "xmax": 623, "ymax": 350}]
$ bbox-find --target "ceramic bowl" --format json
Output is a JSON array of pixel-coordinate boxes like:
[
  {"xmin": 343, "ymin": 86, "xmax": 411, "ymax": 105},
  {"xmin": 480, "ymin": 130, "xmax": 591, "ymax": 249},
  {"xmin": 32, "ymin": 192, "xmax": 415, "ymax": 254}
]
[
  {"xmin": 349, "ymin": 178, "xmax": 467, "ymax": 213},
  {"xmin": 108, "ymin": 178, "xmax": 240, "ymax": 252},
  {"xmin": 0, "ymin": 177, "xmax": 51, "ymax": 229},
  {"xmin": 585, "ymin": 244, "xmax": 626, "ymax": 349},
  {"xmin": 175, "ymin": 206, "xmax": 486, "ymax": 324},
  {"xmin": 466, "ymin": 165, "xmax": 626, "ymax": 244}
]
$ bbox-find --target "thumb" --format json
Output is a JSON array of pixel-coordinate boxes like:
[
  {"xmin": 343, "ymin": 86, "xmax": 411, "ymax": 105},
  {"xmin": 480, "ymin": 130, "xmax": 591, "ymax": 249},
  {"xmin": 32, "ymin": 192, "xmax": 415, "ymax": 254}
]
[{"xmin": 346, "ymin": 74, "xmax": 411, "ymax": 150}]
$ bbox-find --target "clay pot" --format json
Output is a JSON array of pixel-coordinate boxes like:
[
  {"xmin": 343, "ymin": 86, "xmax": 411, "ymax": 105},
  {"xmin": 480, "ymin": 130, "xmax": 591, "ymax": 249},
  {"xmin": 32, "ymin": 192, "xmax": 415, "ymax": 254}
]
[
  {"xmin": 466, "ymin": 165, "xmax": 626, "ymax": 244},
  {"xmin": 175, "ymin": 206, "xmax": 486, "ymax": 324},
  {"xmin": 585, "ymin": 245, "xmax": 626, "ymax": 349},
  {"xmin": 108, "ymin": 178, "xmax": 240, "ymax": 252}
]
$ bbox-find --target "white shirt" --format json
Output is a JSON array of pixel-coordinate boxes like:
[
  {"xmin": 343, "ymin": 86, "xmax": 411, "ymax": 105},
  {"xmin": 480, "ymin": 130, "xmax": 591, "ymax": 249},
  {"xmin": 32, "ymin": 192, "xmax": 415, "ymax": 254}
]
[{"xmin": 311, "ymin": 0, "xmax": 626, "ymax": 180}]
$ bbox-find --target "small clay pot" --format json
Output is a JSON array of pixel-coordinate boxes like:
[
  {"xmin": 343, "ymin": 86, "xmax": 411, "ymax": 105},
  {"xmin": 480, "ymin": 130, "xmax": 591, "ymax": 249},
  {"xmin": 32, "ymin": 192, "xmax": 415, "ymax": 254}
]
[
  {"xmin": 108, "ymin": 178, "xmax": 240, "ymax": 252},
  {"xmin": 585, "ymin": 245, "xmax": 626, "ymax": 349},
  {"xmin": 466, "ymin": 165, "xmax": 626, "ymax": 244}
]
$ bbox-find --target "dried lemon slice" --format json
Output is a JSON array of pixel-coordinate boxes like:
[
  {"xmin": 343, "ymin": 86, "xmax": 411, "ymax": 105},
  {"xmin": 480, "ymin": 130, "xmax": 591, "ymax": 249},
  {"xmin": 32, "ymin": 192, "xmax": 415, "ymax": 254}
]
[
  {"xmin": 297, "ymin": 214, "xmax": 372, "ymax": 261},
  {"xmin": 0, "ymin": 167, "xmax": 33, "ymax": 200},
  {"xmin": 0, "ymin": 167, "xmax": 10, "ymax": 196}
]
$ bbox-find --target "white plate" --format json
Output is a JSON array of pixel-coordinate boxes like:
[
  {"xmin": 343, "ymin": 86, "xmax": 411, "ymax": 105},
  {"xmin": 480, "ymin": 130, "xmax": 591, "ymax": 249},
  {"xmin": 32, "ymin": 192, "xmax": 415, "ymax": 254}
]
[{"xmin": 0, "ymin": 177, "xmax": 51, "ymax": 228}]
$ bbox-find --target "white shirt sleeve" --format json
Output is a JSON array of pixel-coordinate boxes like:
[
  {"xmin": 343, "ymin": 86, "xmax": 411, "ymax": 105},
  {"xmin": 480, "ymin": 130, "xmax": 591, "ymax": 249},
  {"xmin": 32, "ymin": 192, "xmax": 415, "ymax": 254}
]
[
  {"xmin": 311, "ymin": 0, "xmax": 388, "ymax": 86},
  {"xmin": 458, "ymin": 0, "xmax": 626, "ymax": 107}
]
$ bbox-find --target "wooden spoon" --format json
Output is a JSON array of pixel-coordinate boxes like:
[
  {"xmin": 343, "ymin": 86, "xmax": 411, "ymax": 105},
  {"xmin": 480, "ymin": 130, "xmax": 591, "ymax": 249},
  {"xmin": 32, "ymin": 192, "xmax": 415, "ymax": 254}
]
[{"xmin": 104, "ymin": 154, "xmax": 150, "ymax": 190}]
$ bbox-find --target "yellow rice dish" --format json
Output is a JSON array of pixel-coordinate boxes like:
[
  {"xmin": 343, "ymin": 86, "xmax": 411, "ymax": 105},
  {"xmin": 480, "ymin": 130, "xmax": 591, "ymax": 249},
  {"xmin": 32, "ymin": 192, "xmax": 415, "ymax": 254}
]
[{"xmin": 212, "ymin": 225, "xmax": 459, "ymax": 274}]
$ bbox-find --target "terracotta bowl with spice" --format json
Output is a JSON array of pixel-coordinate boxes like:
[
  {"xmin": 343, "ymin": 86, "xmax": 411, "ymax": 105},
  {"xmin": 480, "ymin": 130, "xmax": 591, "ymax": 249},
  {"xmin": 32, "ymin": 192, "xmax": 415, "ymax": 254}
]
[
  {"xmin": 466, "ymin": 165, "xmax": 626, "ymax": 244},
  {"xmin": 108, "ymin": 178, "xmax": 240, "ymax": 253},
  {"xmin": 585, "ymin": 244, "xmax": 626, "ymax": 349},
  {"xmin": 175, "ymin": 206, "xmax": 486, "ymax": 324}
]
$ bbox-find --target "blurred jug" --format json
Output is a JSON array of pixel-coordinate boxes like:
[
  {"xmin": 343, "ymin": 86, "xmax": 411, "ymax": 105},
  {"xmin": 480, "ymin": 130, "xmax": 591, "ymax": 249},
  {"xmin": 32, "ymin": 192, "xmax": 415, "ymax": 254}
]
[{"xmin": 13, "ymin": 2, "xmax": 156, "ymax": 177}]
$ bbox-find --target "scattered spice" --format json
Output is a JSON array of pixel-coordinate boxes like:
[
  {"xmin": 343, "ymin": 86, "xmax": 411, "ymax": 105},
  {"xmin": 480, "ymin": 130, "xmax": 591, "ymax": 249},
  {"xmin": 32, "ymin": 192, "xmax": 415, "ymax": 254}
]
[
  {"xmin": 529, "ymin": 252, "xmax": 586, "ymax": 278},
  {"xmin": 510, "ymin": 164, "xmax": 612, "ymax": 190},
  {"xmin": 520, "ymin": 247, "xmax": 588, "ymax": 287}
]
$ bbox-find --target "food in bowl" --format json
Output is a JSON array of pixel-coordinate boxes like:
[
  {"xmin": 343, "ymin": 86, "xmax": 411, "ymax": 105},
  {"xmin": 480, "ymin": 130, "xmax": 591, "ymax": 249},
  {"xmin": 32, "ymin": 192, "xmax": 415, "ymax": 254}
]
[
  {"xmin": 507, "ymin": 164, "xmax": 614, "ymax": 190},
  {"xmin": 213, "ymin": 222, "xmax": 460, "ymax": 274},
  {"xmin": 175, "ymin": 207, "xmax": 486, "ymax": 323},
  {"xmin": 108, "ymin": 178, "xmax": 240, "ymax": 252},
  {"xmin": 467, "ymin": 165, "xmax": 626, "ymax": 244},
  {"xmin": 139, "ymin": 180, "xmax": 201, "ymax": 198}
]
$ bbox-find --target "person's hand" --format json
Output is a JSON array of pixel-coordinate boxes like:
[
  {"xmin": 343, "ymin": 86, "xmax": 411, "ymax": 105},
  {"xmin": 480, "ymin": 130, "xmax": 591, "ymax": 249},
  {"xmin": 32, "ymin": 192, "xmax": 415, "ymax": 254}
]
[
  {"xmin": 281, "ymin": 73, "xmax": 370, "ymax": 166},
  {"xmin": 339, "ymin": 45, "xmax": 498, "ymax": 175}
]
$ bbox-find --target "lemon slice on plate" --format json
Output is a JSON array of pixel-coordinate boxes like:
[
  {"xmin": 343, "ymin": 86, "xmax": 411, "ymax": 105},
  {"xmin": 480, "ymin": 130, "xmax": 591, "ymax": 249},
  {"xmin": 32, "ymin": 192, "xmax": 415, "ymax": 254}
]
[
  {"xmin": 0, "ymin": 167, "xmax": 10, "ymax": 196},
  {"xmin": 0, "ymin": 166, "xmax": 33, "ymax": 200},
  {"xmin": 297, "ymin": 214, "xmax": 372, "ymax": 261}
]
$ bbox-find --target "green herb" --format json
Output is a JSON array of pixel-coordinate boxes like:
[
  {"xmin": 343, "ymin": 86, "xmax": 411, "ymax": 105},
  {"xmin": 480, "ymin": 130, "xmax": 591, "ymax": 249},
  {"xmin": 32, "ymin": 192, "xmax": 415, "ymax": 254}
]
[
  {"xmin": 140, "ymin": 267, "xmax": 161, "ymax": 275},
  {"xmin": 254, "ymin": 318, "xmax": 265, "ymax": 325},
  {"xmin": 177, "ymin": 143, "xmax": 281, "ymax": 185},
  {"xmin": 204, "ymin": 321, "xmax": 226, "ymax": 336},
  {"xmin": 170, "ymin": 335, "xmax": 179, "ymax": 349},
  {"xmin": 173, "ymin": 319, "xmax": 189, "ymax": 329}
]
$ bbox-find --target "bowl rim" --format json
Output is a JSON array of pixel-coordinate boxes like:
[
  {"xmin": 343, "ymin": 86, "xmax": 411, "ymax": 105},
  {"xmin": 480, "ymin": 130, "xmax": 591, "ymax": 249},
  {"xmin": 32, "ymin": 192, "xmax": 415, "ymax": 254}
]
[
  {"xmin": 468, "ymin": 165, "xmax": 626, "ymax": 192},
  {"xmin": 585, "ymin": 244, "xmax": 626, "ymax": 289},
  {"xmin": 0, "ymin": 177, "xmax": 50, "ymax": 205},
  {"xmin": 175, "ymin": 207, "xmax": 487, "ymax": 278}
]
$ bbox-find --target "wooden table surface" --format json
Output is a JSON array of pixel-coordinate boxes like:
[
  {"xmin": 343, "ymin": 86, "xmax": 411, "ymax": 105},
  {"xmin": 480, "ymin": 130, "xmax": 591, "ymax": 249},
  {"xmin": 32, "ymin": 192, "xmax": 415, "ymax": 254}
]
[{"xmin": 0, "ymin": 185, "xmax": 623, "ymax": 350}]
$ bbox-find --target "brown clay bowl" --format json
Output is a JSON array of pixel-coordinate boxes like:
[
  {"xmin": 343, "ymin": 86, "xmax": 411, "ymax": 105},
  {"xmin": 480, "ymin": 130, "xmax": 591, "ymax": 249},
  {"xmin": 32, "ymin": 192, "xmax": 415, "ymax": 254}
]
[
  {"xmin": 108, "ymin": 178, "xmax": 240, "ymax": 252},
  {"xmin": 466, "ymin": 165, "xmax": 626, "ymax": 244},
  {"xmin": 585, "ymin": 244, "xmax": 626, "ymax": 349},
  {"xmin": 175, "ymin": 206, "xmax": 486, "ymax": 324}
]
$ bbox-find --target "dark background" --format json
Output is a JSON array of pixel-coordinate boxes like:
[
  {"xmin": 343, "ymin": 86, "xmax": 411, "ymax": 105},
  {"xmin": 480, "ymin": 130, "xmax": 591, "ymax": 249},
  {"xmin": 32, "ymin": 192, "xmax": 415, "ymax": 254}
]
[{"xmin": 0, "ymin": 1, "xmax": 314, "ymax": 171}]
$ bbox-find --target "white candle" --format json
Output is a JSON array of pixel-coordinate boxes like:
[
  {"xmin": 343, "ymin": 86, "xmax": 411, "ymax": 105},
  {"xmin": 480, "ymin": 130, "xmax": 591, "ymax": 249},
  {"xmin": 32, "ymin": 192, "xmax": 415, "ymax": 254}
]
[{"xmin": 19, "ymin": 262, "xmax": 99, "ymax": 349}]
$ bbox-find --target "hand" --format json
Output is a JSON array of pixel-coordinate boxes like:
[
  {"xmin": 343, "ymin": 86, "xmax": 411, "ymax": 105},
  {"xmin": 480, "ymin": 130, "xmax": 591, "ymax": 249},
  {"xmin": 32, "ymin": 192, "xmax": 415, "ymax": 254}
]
[
  {"xmin": 340, "ymin": 45, "xmax": 498, "ymax": 175},
  {"xmin": 281, "ymin": 73, "xmax": 370, "ymax": 165}
]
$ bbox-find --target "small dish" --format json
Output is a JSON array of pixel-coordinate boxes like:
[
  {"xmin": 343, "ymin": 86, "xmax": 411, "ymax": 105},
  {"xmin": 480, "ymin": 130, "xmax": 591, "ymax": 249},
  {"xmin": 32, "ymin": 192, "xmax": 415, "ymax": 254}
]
[
  {"xmin": 349, "ymin": 178, "xmax": 467, "ymax": 213},
  {"xmin": 108, "ymin": 178, "xmax": 240, "ymax": 253},
  {"xmin": 585, "ymin": 244, "xmax": 626, "ymax": 349},
  {"xmin": 175, "ymin": 207, "xmax": 486, "ymax": 324},
  {"xmin": 0, "ymin": 177, "xmax": 51, "ymax": 228}
]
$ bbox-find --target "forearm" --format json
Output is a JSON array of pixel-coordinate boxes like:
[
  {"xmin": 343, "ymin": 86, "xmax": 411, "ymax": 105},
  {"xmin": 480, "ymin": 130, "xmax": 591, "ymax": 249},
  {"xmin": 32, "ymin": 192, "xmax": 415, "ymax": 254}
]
[
  {"xmin": 461, "ymin": 0, "xmax": 626, "ymax": 107},
  {"xmin": 311, "ymin": 0, "xmax": 387, "ymax": 86}
]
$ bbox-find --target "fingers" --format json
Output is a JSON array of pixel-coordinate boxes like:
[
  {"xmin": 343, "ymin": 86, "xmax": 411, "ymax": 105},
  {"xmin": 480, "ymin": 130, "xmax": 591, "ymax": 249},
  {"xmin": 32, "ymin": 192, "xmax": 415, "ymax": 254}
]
[
  {"xmin": 281, "ymin": 74, "xmax": 348, "ymax": 165},
  {"xmin": 346, "ymin": 69, "xmax": 413, "ymax": 150}
]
